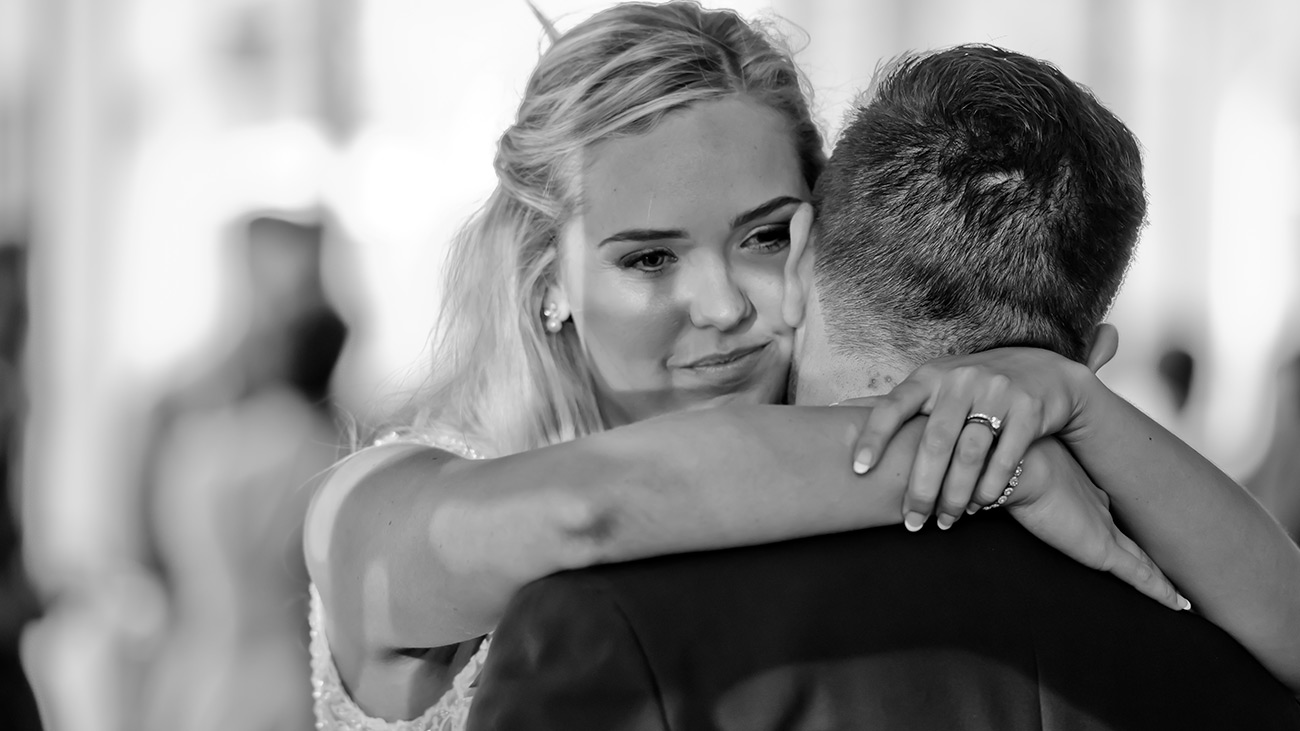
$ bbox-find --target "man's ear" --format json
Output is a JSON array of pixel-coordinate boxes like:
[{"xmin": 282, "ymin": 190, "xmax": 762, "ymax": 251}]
[
  {"xmin": 782, "ymin": 202, "xmax": 815, "ymax": 329},
  {"xmin": 1084, "ymin": 323, "xmax": 1120, "ymax": 374}
]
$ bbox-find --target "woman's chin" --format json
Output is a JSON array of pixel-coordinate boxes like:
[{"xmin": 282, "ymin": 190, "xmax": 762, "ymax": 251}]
[
  {"xmin": 601, "ymin": 376, "xmax": 788, "ymax": 424},
  {"xmin": 681, "ymin": 387, "xmax": 781, "ymax": 412}
]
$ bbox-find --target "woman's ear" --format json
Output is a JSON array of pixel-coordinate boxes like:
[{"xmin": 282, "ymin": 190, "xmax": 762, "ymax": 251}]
[
  {"xmin": 542, "ymin": 264, "xmax": 574, "ymax": 331},
  {"xmin": 1085, "ymin": 323, "xmax": 1120, "ymax": 374},
  {"xmin": 544, "ymin": 285, "xmax": 572, "ymax": 321},
  {"xmin": 545, "ymin": 231, "xmax": 576, "ymax": 322},
  {"xmin": 782, "ymin": 202, "xmax": 816, "ymax": 329}
]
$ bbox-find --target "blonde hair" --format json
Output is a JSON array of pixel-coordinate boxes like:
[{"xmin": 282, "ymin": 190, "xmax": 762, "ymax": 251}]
[{"xmin": 403, "ymin": 1, "xmax": 826, "ymax": 456}]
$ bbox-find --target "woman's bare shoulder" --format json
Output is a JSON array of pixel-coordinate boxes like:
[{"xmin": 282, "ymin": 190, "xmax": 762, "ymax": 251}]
[{"xmin": 303, "ymin": 440, "xmax": 465, "ymax": 593}]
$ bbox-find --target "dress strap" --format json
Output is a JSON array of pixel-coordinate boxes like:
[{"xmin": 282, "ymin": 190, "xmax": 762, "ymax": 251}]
[
  {"xmin": 373, "ymin": 428, "xmax": 486, "ymax": 461},
  {"xmin": 308, "ymin": 584, "xmax": 490, "ymax": 730}
]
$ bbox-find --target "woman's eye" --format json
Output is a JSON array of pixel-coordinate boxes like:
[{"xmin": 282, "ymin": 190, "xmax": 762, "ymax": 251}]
[
  {"xmin": 743, "ymin": 224, "xmax": 791, "ymax": 252},
  {"xmin": 621, "ymin": 249, "xmax": 676, "ymax": 273}
]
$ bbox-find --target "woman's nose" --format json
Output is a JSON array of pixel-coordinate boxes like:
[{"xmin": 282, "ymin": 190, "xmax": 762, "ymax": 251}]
[{"xmin": 685, "ymin": 256, "xmax": 752, "ymax": 332}]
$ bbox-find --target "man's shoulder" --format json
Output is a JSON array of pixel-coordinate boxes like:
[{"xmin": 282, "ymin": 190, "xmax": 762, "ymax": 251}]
[
  {"xmin": 496, "ymin": 514, "xmax": 1300, "ymax": 730},
  {"xmin": 572, "ymin": 510, "xmax": 1036, "ymax": 600},
  {"xmin": 524, "ymin": 513, "xmax": 1042, "ymax": 663}
]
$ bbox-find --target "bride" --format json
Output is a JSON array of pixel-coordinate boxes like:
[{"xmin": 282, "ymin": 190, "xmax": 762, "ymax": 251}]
[{"xmin": 303, "ymin": 2, "xmax": 1300, "ymax": 729}]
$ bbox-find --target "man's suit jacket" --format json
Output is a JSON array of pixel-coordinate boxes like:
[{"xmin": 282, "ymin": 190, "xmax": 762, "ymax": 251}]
[{"xmin": 466, "ymin": 510, "xmax": 1300, "ymax": 730}]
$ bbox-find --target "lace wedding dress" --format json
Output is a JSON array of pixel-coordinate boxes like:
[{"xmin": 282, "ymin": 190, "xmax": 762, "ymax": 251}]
[{"xmin": 309, "ymin": 431, "xmax": 492, "ymax": 731}]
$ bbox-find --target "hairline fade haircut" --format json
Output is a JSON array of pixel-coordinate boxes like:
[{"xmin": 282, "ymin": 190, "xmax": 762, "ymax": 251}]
[{"xmin": 812, "ymin": 43, "xmax": 1147, "ymax": 365}]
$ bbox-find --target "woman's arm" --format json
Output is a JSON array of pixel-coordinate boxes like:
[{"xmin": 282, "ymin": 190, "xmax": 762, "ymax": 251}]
[
  {"xmin": 304, "ymin": 406, "xmax": 922, "ymax": 656},
  {"xmin": 852, "ymin": 345, "xmax": 1300, "ymax": 692},
  {"xmin": 1061, "ymin": 378, "xmax": 1300, "ymax": 692},
  {"xmin": 307, "ymin": 396, "xmax": 1179, "ymax": 718}
]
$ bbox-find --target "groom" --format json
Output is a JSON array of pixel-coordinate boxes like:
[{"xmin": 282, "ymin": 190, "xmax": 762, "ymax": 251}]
[{"xmin": 465, "ymin": 46, "xmax": 1300, "ymax": 729}]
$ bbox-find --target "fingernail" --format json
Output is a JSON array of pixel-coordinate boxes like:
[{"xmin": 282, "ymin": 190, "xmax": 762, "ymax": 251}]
[
  {"xmin": 904, "ymin": 512, "xmax": 926, "ymax": 532},
  {"xmin": 853, "ymin": 449, "xmax": 873, "ymax": 475},
  {"xmin": 965, "ymin": 504, "xmax": 980, "ymax": 515},
  {"xmin": 1178, "ymin": 594, "xmax": 1191, "ymax": 611},
  {"xmin": 936, "ymin": 514, "xmax": 955, "ymax": 531}
]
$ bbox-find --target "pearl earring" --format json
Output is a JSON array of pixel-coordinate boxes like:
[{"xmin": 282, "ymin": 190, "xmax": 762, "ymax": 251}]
[{"xmin": 542, "ymin": 302, "xmax": 563, "ymax": 333}]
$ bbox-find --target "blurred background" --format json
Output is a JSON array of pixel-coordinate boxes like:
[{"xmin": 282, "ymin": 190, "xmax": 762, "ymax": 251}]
[{"xmin": 1, "ymin": 0, "xmax": 1298, "ymax": 728}]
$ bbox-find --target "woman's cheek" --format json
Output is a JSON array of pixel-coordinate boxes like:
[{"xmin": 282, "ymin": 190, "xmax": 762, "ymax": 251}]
[
  {"xmin": 580, "ymin": 286, "xmax": 681, "ymax": 381},
  {"xmin": 743, "ymin": 258, "xmax": 790, "ymax": 321}
]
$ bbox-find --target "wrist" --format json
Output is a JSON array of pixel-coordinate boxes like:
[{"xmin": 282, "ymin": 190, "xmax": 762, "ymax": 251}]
[
  {"xmin": 1061, "ymin": 363, "xmax": 1106, "ymax": 443},
  {"xmin": 1008, "ymin": 439, "xmax": 1057, "ymax": 507}
]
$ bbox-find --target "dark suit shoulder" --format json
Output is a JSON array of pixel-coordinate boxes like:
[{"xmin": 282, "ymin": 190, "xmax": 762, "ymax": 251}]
[
  {"xmin": 474, "ymin": 513, "xmax": 1300, "ymax": 730},
  {"xmin": 466, "ymin": 570, "xmax": 670, "ymax": 731},
  {"xmin": 563, "ymin": 515, "xmax": 1050, "ymax": 730},
  {"xmin": 553, "ymin": 514, "xmax": 1300, "ymax": 730}
]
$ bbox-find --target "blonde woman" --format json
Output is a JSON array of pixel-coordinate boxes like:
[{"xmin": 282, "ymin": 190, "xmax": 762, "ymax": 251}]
[
  {"xmin": 304, "ymin": 3, "xmax": 1300, "ymax": 728},
  {"xmin": 307, "ymin": 5, "xmax": 835, "ymax": 725}
]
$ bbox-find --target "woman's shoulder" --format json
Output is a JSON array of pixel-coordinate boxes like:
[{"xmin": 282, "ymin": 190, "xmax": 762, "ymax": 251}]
[{"xmin": 302, "ymin": 426, "xmax": 487, "ymax": 586}]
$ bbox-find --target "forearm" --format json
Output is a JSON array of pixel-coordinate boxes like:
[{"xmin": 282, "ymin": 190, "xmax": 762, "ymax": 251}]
[
  {"xmin": 1066, "ymin": 381, "xmax": 1300, "ymax": 689},
  {"xmin": 568, "ymin": 405, "xmax": 919, "ymax": 564},
  {"xmin": 449, "ymin": 405, "xmax": 920, "ymax": 583},
  {"xmin": 348, "ymin": 405, "xmax": 918, "ymax": 648}
]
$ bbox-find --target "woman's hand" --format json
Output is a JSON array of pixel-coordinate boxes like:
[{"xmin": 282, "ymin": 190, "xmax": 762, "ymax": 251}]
[
  {"xmin": 1005, "ymin": 439, "xmax": 1189, "ymax": 612},
  {"xmin": 843, "ymin": 342, "xmax": 1110, "ymax": 531}
]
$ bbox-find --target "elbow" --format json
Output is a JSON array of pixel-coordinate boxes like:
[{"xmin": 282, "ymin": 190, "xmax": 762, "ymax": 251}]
[
  {"xmin": 429, "ymin": 488, "xmax": 618, "ymax": 585},
  {"xmin": 548, "ymin": 492, "xmax": 621, "ymax": 570}
]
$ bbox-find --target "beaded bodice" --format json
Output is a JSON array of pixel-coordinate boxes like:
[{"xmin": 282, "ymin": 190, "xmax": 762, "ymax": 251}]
[{"xmin": 309, "ymin": 429, "xmax": 490, "ymax": 731}]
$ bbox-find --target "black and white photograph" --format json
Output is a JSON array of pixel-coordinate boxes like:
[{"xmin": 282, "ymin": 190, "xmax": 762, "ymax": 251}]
[{"xmin": 2, "ymin": 1, "xmax": 1300, "ymax": 729}]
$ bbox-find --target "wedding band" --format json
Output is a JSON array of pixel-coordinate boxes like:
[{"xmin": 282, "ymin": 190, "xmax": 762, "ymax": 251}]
[
  {"xmin": 982, "ymin": 460, "xmax": 1023, "ymax": 511},
  {"xmin": 965, "ymin": 412, "xmax": 1003, "ymax": 438}
]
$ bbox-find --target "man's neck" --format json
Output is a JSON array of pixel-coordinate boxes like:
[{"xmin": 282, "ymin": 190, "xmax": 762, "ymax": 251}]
[
  {"xmin": 791, "ymin": 293, "xmax": 915, "ymax": 404},
  {"xmin": 792, "ymin": 341, "xmax": 912, "ymax": 405}
]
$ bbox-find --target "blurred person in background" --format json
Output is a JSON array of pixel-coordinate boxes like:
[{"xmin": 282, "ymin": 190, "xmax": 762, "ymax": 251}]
[
  {"xmin": 137, "ymin": 215, "xmax": 345, "ymax": 731},
  {"xmin": 303, "ymin": 3, "xmax": 1300, "ymax": 729},
  {"xmin": 0, "ymin": 244, "xmax": 41, "ymax": 730},
  {"xmin": 1156, "ymin": 345, "xmax": 1196, "ymax": 415}
]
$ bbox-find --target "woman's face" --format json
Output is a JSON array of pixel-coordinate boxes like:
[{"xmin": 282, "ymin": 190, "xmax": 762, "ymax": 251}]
[{"xmin": 554, "ymin": 95, "xmax": 809, "ymax": 426}]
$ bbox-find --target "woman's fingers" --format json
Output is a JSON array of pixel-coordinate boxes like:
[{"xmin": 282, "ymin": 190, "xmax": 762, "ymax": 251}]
[
  {"xmin": 902, "ymin": 383, "xmax": 972, "ymax": 531},
  {"xmin": 1105, "ymin": 528, "xmax": 1188, "ymax": 612},
  {"xmin": 969, "ymin": 399, "xmax": 1038, "ymax": 512},
  {"xmin": 851, "ymin": 381, "xmax": 932, "ymax": 474},
  {"xmin": 934, "ymin": 422, "xmax": 995, "ymax": 529}
]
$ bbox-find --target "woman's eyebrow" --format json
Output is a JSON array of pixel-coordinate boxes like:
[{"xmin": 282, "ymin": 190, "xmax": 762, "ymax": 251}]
[
  {"xmin": 597, "ymin": 195, "xmax": 803, "ymax": 247},
  {"xmin": 729, "ymin": 195, "xmax": 804, "ymax": 229},
  {"xmin": 598, "ymin": 228, "xmax": 688, "ymax": 247}
]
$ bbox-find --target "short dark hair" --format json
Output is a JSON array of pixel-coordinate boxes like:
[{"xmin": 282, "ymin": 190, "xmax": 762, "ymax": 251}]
[{"xmin": 813, "ymin": 44, "xmax": 1146, "ymax": 363}]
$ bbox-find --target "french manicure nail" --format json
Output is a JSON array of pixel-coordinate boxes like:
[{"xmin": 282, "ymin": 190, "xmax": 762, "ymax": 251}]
[
  {"xmin": 965, "ymin": 504, "xmax": 980, "ymax": 515},
  {"xmin": 853, "ymin": 449, "xmax": 873, "ymax": 475},
  {"xmin": 936, "ymin": 514, "xmax": 955, "ymax": 530},
  {"xmin": 1178, "ymin": 594, "xmax": 1192, "ymax": 611},
  {"xmin": 904, "ymin": 512, "xmax": 926, "ymax": 532}
]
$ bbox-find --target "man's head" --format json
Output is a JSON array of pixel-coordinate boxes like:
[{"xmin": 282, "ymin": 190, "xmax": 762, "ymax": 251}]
[{"xmin": 785, "ymin": 44, "xmax": 1146, "ymax": 403}]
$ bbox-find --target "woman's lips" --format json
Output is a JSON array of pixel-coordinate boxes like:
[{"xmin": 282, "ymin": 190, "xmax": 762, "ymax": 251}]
[{"xmin": 676, "ymin": 342, "xmax": 770, "ymax": 374}]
